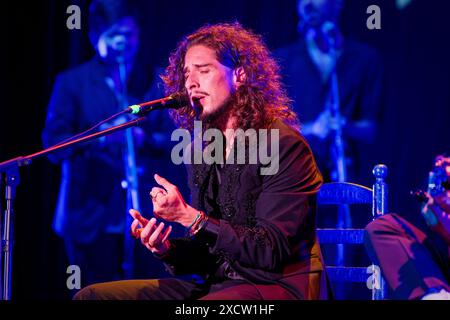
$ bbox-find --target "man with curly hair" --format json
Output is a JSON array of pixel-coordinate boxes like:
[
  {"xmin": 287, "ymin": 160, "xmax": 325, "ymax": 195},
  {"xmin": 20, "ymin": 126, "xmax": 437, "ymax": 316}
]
[{"xmin": 75, "ymin": 22, "xmax": 329, "ymax": 300}]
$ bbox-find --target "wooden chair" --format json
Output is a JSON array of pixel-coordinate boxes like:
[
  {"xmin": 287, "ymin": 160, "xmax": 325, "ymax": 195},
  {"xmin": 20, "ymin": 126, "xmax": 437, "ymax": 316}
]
[{"xmin": 317, "ymin": 164, "xmax": 389, "ymax": 300}]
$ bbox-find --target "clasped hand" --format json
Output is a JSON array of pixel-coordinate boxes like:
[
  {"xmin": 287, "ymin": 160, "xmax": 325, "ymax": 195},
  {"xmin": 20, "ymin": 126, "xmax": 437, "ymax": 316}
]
[
  {"xmin": 129, "ymin": 174, "xmax": 198, "ymax": 255},
  {"xmin": 302, "ymin": 110, "xmax": 346, "ymax": 139}
]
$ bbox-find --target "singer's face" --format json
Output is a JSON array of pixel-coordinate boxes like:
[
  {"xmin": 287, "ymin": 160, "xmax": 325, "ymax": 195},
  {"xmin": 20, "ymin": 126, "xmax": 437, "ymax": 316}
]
[{"xmin": 183, "ymin": 45, "xmax": 237, "ymax": 123}]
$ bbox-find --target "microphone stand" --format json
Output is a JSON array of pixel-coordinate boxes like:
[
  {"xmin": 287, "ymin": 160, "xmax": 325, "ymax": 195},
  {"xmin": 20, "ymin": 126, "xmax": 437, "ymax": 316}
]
[
  {"xmin": 325, "ymin": 28, "xmax": 352, "ymax": 268},
  {"xmin": 0, "ymin": 115, "xmax": 147, "ymax": 300},
  {"xmin": 116, "ymin": 54, "xmax": 140, "ymax": 279}
]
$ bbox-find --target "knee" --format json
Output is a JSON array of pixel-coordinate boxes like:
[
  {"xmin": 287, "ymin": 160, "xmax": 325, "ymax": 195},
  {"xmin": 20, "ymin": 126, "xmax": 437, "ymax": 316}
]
[
  {"xmin": 365, "ymin": 213, "xmax": 399, "ymax": 239},
  {"xmin": 364, "ymin": 213, "xmax": 405, "ymax": 252},
  {"xmin": 73, "ymin": 284, "xmax": 104, "ymax": 300}
]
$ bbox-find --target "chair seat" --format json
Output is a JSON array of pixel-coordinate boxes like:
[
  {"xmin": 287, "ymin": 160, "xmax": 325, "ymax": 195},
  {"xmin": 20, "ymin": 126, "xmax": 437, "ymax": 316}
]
[{"xmin": 317, "ymin": 228, "xmax": 366, "ymax": 244}]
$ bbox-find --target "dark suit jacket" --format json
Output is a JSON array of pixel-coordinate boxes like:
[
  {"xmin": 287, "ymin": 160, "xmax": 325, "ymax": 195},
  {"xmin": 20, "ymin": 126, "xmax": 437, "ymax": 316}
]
[{"xmin": 159, "ymin": 119, "xmax": 330, "ymax": 299}]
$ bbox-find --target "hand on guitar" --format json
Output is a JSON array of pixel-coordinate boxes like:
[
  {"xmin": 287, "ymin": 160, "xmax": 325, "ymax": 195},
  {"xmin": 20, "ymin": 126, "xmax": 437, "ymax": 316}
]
[
  {"xmin": 421, "ymin": 155, "xmax": 450, "ymax": 245},
  {"xmin": 422, "ymin": 191, "xmax": 450, "ymax": 245}
]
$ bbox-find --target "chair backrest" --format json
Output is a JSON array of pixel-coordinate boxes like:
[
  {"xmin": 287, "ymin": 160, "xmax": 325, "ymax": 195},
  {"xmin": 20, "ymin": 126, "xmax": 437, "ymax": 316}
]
[{"xmin": 317, "ymin": 164, "xmax": 388, "ymax": 300}]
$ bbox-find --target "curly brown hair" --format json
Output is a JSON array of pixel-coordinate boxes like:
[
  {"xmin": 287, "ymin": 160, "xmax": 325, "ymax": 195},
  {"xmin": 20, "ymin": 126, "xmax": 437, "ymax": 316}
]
[{"xmin": 161, "ymin": 22, "xmax": 299, "ymax": 132}]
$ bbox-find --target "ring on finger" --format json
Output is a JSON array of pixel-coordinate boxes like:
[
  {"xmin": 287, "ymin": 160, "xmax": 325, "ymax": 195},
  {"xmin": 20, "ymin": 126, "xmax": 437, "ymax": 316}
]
[{"xmin": 151, "ymin": 190, "xmax": 163, "ymax": 200}]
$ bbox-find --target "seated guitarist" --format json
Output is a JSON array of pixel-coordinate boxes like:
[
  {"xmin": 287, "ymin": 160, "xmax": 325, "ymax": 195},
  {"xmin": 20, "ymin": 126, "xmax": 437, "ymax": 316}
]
[{"xmin": 365, "ymin": 155, "xmax": 450, "ymax": 300}]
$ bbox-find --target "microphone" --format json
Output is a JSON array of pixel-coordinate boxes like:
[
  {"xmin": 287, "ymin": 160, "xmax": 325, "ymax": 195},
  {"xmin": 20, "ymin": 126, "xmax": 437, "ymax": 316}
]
[{"xmin": 127, "ymin": 92, "xmax": 190, "ymax": 116}]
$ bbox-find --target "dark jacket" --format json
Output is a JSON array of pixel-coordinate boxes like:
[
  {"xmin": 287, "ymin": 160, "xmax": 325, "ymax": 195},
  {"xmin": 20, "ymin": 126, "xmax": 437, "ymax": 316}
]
[{"xmin": 160, "ymin": 119, "xmax": 329, "ymax": 299}]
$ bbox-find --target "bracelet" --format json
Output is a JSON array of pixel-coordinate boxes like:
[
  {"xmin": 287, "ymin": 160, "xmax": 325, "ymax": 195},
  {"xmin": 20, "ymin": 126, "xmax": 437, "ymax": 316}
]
[
  {"xmin": 190, "ymin": 211, "xmax": 205, "ymax": 231},
  {"xmin": 191, "ymin": 215, "xmax": 208, "ymax": 236},
  {"xmin": 189, "ymin": 211, "xmax": 208, "ymax": 236},
  {"xmin": 187, "ymin": 211, "xmax": 202, "ymax": 229}
]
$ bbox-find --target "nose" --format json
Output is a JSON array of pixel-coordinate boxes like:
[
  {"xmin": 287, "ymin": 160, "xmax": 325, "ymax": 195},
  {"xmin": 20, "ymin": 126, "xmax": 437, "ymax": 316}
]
[{"xmin": 185, "ymin": 72, "xmax": 199, "ymax": 92}]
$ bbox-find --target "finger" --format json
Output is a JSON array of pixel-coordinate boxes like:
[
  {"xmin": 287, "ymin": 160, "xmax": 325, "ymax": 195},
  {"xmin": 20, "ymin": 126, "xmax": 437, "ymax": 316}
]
[
  {"xmin": 150, "ymin": 187, "xmax": 167, "ymax": 195},
  {"xmin": 160, "ymin": 225, "xmax": 172, "ymax": 243},
  {"xmin": 150, "ymin": 187, "xmax": 167, "ymax": 200},
  {"xmin": 129, "ymin": 209, "xmax": 148, "ymax": 226},
  {"xmin": 154, "ymin": 174, "xmax": 175, "ymax": 191},
  {"xmin": 154, "ymin": 192, "xmax": 169, "ymax": 208},
  {"xmin": 140, "ymin": 218, "xmax": 157, "ymax": 245},
  {"xmin": 130, "ymin": 219, "xmax": 141, "ymax": 238},
  {"xmin": 422, "ymin": 203, "xmax": 429, "ymax": 214},
  {"xmin": 148, "ymin": 222, "xmax": 166, "ymax": 247},
  {"xmin": 133, "ymin": 228, "xmax": 143, "ymax": 239}
]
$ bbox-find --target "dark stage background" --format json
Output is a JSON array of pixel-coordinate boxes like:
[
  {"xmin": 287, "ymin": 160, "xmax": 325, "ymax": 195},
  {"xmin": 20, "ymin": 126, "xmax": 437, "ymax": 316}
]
[{"xmin": 1, "ymin": 0, "xmax": 450, "ymax": 299}]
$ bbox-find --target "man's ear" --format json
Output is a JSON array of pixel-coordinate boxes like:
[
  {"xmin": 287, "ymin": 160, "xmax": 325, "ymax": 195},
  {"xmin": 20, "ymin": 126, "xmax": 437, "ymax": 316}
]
[{"xmin": 233, "ymin": 67, "xmax": 246, "ymax": 88}]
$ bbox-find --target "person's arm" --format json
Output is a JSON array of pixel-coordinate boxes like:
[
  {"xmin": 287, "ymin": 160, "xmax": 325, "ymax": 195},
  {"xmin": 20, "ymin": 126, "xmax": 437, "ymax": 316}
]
[
  {"xmin": 41, "ymin": 73, "xmax": 79, "ymax": 163},
  {"xmin": 305, "ymin": 48, "xmax": 384, "ymax": 144},
  {"xmin": 42, "ymin": 71, "xmax": 110, "ymax": 163},
  {"xmin": 301, "ymin": 101, "xmax": 378, "ymax": 143},
  {"xmin": 342, "ymin": 119, "xmax": 376, "ymax": 143},
  {"xmin": 128, "ymin": 207, "xmax": 215, "ymax": 276},
  {"xmin": 147, "ymin": 134, "xmax": 322, "ymax": 273},
  {"xmin": 343, "ymin": 48, "xmax": 385, "ymax": 144}
]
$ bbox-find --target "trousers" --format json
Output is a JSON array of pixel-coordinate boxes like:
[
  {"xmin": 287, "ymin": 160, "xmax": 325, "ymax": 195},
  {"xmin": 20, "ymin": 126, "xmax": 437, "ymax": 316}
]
[
  {"xmin": 365, "ymin": 213, "xmax": 450, "ymax": 299},
  {"xmin": 73, "ymin": 277, "xmax": 299, "ymax": 300}
]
